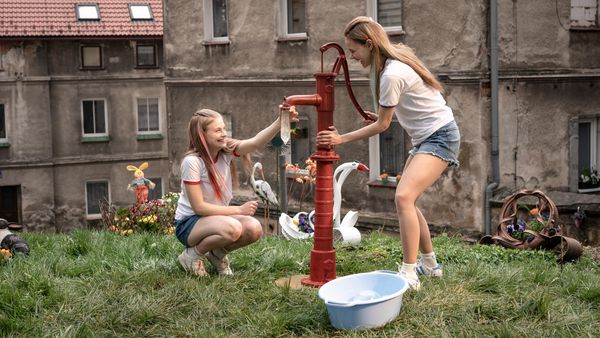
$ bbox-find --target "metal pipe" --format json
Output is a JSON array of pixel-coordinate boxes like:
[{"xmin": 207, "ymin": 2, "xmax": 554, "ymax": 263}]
[{"xmin": 486, "ymin": 0, "xmax": 500, "ymax": 235}]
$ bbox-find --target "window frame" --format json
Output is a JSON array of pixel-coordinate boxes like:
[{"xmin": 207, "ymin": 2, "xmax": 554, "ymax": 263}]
[
  {"xmin": 277, "ymin": 0, "xmax": 308, "ymax": 41},
  {"xmin": 80, "ymin": 44, "xmax": 103, "ymax": 69},
  {"xmin": 570, "ymin": 0, "xmax": 599, "ymax": 30},
  {"xmin": 579, "ymin": 117, "xmax": 598, "ymax": 172},
  {"xmin": 135, "ymin": 43, "xmax": 158, "ymax": 68},
  {"xmin": 136, "ymin": 97, "xmax": 161, "ymax": 135},
  {"xmin": 202, "ymin": 0, "xmax": 231, "ymax": 45},
  {"xmin": 81, "ymin": 98, "xmax": 108, "ymax": 137},
  {"xmin": 128, "ymin": 4, "xmax": 154, "ymax": 21},
  {"xmin": 0, "ymin": 103, "xmax": 7, "ymax": 143},
  {"xmin": 368, "ymin": 117, "xmax": 405, "ymax": 181},
  {"xmin": 366, "ymin": 0, "xmax": 404, "ymax": 35},
  {"xmin": 291, "ymin": 115, "xmax": 311, "ymax": 165},
  {"xmin": 76, "ymin": 3, "xmax": 101, "ymax": 21},
  {"xmin": 85, "ymin": 179, "xmax": 110, "ymax": 219}
]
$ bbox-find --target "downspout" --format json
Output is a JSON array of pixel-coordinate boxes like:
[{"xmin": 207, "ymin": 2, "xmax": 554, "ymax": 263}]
[{"xmin": 485, "ymin": 0, "xmax": 500, "ymax": 236}]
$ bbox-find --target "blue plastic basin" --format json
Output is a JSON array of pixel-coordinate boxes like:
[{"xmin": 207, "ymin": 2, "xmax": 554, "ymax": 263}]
[{"xmin": 318, "ymin": 270, "xmax": 409, "ymax": 330}]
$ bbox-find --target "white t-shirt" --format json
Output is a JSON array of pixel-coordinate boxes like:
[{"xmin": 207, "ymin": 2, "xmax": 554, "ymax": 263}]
[
  {"xmin": 379, "ymin": 59, "xmax": 454, "ymax": 146},
  {"xmin": 175, "ymin": 153, "xmax": 233, "ymax": 221}
]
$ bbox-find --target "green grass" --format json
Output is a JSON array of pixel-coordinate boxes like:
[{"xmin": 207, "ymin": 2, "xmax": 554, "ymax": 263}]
[{"xmin": 1, "ymin": 230, "xmax": 599, "ymax": 337}]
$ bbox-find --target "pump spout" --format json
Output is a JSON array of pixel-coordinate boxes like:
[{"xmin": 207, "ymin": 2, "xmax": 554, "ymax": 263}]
[{"xmin": 283, "ymin": 94, "xmax": 322, "ymax": 107}]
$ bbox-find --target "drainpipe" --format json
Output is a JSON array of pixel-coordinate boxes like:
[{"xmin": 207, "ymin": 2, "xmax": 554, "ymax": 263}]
[{"xmin": 485, "ymin": 0, "xmax": 500, "ymax": 236}]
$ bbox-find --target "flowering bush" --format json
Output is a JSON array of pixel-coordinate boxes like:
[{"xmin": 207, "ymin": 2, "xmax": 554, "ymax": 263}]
[
  {"xmin": 579, "ymin": 167, "xmax": 600, "ymax": 189},
  {"xmin": 105, "ymin": 192, "xmax": 179, "ymax": 236}
]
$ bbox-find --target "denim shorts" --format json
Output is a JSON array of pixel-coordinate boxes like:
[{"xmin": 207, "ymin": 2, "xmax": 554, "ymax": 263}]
[
  {"xmin": 409, "ymin": 120, "xmax": 460, "ymax": 168},
  {"xmin": 175, "ymin": 215, "xmax": 201, "ymax": 247}
]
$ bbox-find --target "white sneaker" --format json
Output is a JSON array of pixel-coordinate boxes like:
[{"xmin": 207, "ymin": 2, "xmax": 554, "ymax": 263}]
[
  {"xmin": 416, "ymin": 259, "xmax": 443, "ymax": 277},
  {"xmin": 207, "ymin": 251, "xmax": 233, "ymax": 276},
  {"xmin": 400, "ymin": 270, "xmax": 421, "ymax": 291},
  {"xmin": 178, "ymin": 250, "xmax": 208, "ymax": 277}
]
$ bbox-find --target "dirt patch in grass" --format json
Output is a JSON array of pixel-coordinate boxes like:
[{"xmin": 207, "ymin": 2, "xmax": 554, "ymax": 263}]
[{"xmin": 584, "ymin": 246, "xmax": 600, "ymax": 263}]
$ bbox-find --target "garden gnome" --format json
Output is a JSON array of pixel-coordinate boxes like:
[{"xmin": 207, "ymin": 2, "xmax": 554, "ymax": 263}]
[{"xmin": 127, "ymin": 162, "xmax": 155, "ymax": 204}]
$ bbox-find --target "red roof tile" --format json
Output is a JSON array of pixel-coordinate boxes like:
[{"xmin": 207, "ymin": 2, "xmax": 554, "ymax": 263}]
[{"xmin": 0, "ymin": 1, "xmax": 163, "ymax": 38}]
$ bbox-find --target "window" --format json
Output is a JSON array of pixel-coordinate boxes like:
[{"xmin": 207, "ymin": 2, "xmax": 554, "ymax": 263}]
[
  {"xmin": 367, "ymin": 0, "xmax": 403, "ymax": 34},
  {"xmin": 368, "ymin": 118, "xmax": 405, "ymax": 181},
  {"xmin": 136, "ymin": 44, "xmax": 157, "ymax": 67},
  {"xmin": 278, "ymin": 0, "xmax": 307, "ymax": 40},
  {"xmin": 147, "ymin": 177, "xmax": 163, "ymax": 201},
  {"xmin": 137, "ymin": 97, "xmax": 159, "ymax": 133},
  {"xmin": 203, "ymin": 0, "xmax": 229, "ymax": 44},
  {"xmin": 579, "ymin": 118, "xmax": 599, "ymax": 176},
  {"xmin": 76, "ymin": 4, "xmax": 100, "ymax": 20},
  {"xmin": 81, "ymin": 45, "xmax": 102, "ymax": 69},
  {"xmin": 129, "ymin": 4, "xmax": 153, "ymax": 20},
  {"xmin": 0, "ymin": 104, "xmax": 6, "ymax": 142},
  {"xmin": 291, "ymin": 116, "xmax": 310, "ymax": 165},
  {"xmin": 570, "ymin": 0, "xmax": 599, "ymax": 29},
  {"xmin": 86, "ymin": 180, "xmax": 109, "ymax": 218},
  {"xmin": 81, "ymin": 99, "xmax": 107, "ymax": 136}
]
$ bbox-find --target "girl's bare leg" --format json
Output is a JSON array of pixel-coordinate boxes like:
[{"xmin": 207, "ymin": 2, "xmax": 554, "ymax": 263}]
[{"xmin": 396, "ymin": 154, "xmax": 448, "ymax": 264}]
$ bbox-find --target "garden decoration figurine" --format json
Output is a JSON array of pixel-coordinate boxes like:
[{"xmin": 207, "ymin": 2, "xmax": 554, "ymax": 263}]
[
  {"xmin": 480, "ymin": 189, "xmax": 583, "ymax": 262},
  {"xmin": 0, "ymin": 218, "xmax": 30, "ymax": 256},
  {"xmin": 126, "ymin": 162, "xmax": 156, "ymax": 204},
  {"xmin": 250, "ymin": 162, "xmax": 279, "ymax": 233},
  {"xmin": 332, "ymin": 161, "xmax": 369, "ymax": 245}
]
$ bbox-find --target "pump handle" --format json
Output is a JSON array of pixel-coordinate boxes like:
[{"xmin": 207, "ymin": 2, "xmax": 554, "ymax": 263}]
[{"xmin": 320, "ymin": 43, "xmax": 375, "ymax": 122}]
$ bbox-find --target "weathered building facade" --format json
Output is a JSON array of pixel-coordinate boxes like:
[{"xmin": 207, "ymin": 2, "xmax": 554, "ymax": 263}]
[
  {"xmin": 2, "ymin": 1, "xmax": 599, "ymax": 242},
  {"xmin": 162, "ymin": 0, "xmax": 600, "ymax": 240},
  {"xmin": 0, "ymin": 1, "xmax": 167, "ymax": 229}
]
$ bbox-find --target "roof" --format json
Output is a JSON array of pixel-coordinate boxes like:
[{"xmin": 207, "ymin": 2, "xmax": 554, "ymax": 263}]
[{"xmin": 0, "ymin": 1, "xmax": 163, "ymax": 39}]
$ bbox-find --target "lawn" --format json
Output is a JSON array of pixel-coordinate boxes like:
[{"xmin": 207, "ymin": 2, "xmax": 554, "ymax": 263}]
[{"xmin": 0, "ymin": 230, "xmax": 599, "ymax": 337}]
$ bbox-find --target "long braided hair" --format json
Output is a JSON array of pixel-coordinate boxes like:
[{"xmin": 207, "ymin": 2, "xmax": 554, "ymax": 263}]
[{"xmin": 344, "ymin": 16, "xmax": 444, "ymax": 103}]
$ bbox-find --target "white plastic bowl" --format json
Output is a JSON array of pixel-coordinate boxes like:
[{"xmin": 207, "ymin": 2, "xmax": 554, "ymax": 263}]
[{"xmin": 318, "ymin": 270, "xmax": 409, "ymax": 330}]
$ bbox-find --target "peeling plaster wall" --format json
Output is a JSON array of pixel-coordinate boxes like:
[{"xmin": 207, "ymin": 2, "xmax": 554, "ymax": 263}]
[
  {"xmin": 0, "ymin": 40, "xmax": 167, "ymax": 227},
  {"xmin": 164, "ymin": 0, "xmax": 490, "ymax": 232}
]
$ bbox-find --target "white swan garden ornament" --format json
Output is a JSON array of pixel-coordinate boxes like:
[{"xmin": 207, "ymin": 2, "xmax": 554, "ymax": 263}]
[{"xmin": 279, "ymin": 161, "xmax": 369, "ymax": 244}]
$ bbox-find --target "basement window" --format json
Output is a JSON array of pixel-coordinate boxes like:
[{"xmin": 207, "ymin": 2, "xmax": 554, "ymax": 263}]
[
  {"xmin": 76, "ymin": 4, "xmax": 101, "ymax": 21},
  {"xmin": 129, "ymin": 4, "xmax": 154, "ymax": 21},
  {"xmin": 86, "ymin": 180, "xmax": 109, "ymax": 219}
]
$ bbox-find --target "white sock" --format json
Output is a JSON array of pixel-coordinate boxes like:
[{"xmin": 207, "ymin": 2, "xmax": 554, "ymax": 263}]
[
  {"xmin": 421, "ymin": 252, "xmax": 438, "ymax": 268},
  {"xmin": 186, "ymin": 247, "xmax": 202, "ymax": 257},
  {"xmin": 400, "ymin": 262, "xmax": 418, "ymax": 280},
  {"xmin": 211, "ymin": 247, "xmax": 228, "ymax": 259}
]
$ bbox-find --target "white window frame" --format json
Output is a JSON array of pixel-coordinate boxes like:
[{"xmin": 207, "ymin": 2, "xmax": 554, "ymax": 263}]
[
  {"xmin": 129, "ymin": 4, "xmax": 154, "ymax": 21},
  {"xmin": 366, "ymin": 0, "xmax": 404, "ymax": 35},
  {"xmin": 570, "ymin": 0, "xmax": 599, "ymax": 29},
  {"xmin": 579, "ymin": 117, "xmax": 599, "ymax": 171},
  {"xmin": 81, "ymin": 98, "xmax": 108, "ymax": 137},
  {"xmin": 277, "ymin": 0, "xmax": 308, "ymax": 41},
  {"xmin": 136, "ymin": 97, "xmax": 160, "ymax": 135},
  {"xmin": 85, "ymin": 180, "xmax": 110, "ymax": 219},
  {"xmin": 0, "ymin": 103, "xmax": 7, "ymax": 143},
  {"xmin": 76, "ymin": 4, "xmax": 100, "ymax": 21},
  {"xmin": 203, "ymin": 0, "xmax": 230, "ymax": 44}
]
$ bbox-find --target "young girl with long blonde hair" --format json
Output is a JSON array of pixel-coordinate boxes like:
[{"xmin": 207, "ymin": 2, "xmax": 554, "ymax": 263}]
[
  {"xmin": 317, "ymin": 16, "xmax": 460, "ymax": 290},
  {"xmin": 175, "ymin": 107, "xmax": 298, "ymax": 276}
]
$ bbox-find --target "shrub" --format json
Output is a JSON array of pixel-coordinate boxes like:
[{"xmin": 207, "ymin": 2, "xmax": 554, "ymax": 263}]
[{"xmin": 104, "ymin": 192, "xmax": 179, "ymax": 236}]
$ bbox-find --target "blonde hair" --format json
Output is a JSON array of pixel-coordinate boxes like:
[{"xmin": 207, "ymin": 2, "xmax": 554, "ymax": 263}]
[
  {"xmin": 344, "ymin": 16, "xmax": 444, "ymax": 99},
  {"xmin": 186, "ymin": 109, "xmax": 248, "ymax": 200}
]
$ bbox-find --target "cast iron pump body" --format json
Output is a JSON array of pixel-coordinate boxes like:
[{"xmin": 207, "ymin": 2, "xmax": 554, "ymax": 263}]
[{"xmin": 281, "ymin": 42, "xmax": 373, "ymax": 287}]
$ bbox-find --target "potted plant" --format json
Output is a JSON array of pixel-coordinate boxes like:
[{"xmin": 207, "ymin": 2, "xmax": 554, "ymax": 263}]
[{"xmin": 579, "ymin": 167, "xmax": 600, "ymax": 193}]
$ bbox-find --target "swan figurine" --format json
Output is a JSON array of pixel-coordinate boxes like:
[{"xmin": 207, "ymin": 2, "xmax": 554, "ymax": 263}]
[{"xmin": 332, "ymin": 161, "xmax": 369, "ymax": 244}]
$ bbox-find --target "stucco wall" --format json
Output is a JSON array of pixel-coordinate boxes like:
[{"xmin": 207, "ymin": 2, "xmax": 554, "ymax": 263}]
[{"xmin": 163, "ymin": 0, "xmax": 491, "ymax": 232}]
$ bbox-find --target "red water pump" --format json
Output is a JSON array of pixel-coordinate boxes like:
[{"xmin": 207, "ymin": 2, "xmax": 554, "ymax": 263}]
[{"xmin": 281, "ymin": 42, "xmax": 373, "ymax": 287}]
